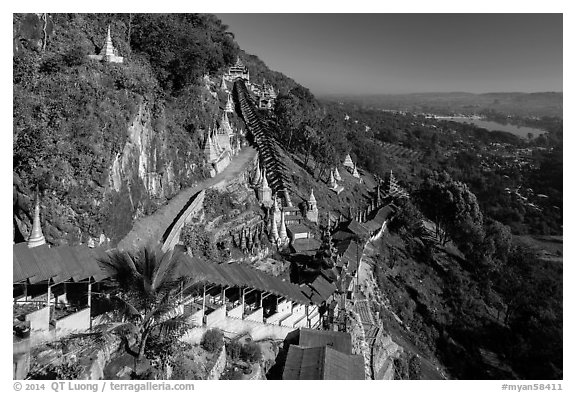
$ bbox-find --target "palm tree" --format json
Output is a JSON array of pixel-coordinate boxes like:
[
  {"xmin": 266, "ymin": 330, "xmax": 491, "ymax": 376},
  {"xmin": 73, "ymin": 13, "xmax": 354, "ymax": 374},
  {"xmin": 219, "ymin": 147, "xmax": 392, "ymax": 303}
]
[{"xmin": 96, "ymin": 246, "xmax": 192, "ymax": 363}]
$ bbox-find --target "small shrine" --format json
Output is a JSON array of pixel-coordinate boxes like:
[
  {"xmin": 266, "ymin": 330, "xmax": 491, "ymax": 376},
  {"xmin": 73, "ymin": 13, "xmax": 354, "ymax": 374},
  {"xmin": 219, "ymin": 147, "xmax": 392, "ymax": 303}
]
[{"xmin": 88, "ymin": 25, "xmax": 124, "ymax": 63}]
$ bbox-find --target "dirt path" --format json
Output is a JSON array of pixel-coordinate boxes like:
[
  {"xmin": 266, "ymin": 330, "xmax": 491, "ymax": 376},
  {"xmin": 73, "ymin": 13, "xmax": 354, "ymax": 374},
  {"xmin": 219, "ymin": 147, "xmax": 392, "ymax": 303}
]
[{"xmin": 117, "ymin": 147, "xmax": 257, "ymax": 252}]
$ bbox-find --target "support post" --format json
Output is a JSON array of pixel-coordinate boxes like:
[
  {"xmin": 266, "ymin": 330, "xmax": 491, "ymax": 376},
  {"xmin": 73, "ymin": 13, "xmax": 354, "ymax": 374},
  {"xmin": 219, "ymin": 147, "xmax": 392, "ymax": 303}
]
[
  {"xmin": 222, "ymin": 286, "xmax": 227, "ymax": 306},
  {"xmin": 46, "ymin": 282, "xmax": 52, "ymax": 322},
  {"xmin": 202, "ymin": 284, "xmax": 206, "ymax": 318},
  {"xmin": 87, "ymin": 279, "xmax": 92, "ymax": 330},
  {"xmin": 242, "ymin": 288, "xmax": 245, "ymax": 317}
]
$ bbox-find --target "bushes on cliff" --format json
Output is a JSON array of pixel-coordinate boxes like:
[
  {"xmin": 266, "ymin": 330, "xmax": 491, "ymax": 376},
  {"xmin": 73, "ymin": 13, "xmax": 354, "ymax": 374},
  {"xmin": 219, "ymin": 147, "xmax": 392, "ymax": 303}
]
[
  {"xmin": 201, "ymin": 329, "xmax": 224, "ymax": 353},
  {"xmin": 130, "ymin": 14, "xmax": 239, "ymax": 94}
]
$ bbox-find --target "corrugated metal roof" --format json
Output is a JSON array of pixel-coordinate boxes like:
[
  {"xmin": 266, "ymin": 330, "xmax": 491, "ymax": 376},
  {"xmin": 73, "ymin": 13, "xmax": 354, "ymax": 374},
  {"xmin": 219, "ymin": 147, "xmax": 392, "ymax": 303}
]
[
  {"xmin": 290, "ymin": 238, "xmax": 321, "ymax": 254},
  {"xmin": 346, "ymin": 220, "xmax": 370, "ymax": 238},
  {"xmin": 300, "ymin": 276, "xmax": 336, "ymax": 305},
  {"xmin": 283, "ymin": 345, "xmax": 365, "ymax": 380},
  {"xmin": 299, "ymin": 328, "xmax": 353, "ymax": 355},
  {"xmin": 178, "ymin": 256, "xmax": 330, "ymax": 305},
  {"xmin": 13, "ymin": 243, "xmax": 111, "ymax": 284},
  {"xmin": 336, "ymin": 239, "xmax": 360, "ymax": 272},
  {"xmin": 368, "ymin": 205, "xmax": 394, "ymax": 227}
]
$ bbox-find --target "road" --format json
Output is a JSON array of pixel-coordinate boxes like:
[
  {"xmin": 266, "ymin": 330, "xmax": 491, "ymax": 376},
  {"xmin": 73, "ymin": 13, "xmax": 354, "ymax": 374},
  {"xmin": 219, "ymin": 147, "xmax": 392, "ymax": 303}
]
[{"xmin": 117, "ymin": 147, "xmax": 257, "ymax": 252}]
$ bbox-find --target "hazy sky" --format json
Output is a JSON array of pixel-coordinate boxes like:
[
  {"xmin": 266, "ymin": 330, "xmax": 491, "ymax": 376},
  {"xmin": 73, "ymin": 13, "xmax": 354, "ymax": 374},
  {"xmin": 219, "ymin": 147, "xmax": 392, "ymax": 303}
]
[{"xmin": 217, "ymin": 14, "xmax": 563, "ymax": 96}]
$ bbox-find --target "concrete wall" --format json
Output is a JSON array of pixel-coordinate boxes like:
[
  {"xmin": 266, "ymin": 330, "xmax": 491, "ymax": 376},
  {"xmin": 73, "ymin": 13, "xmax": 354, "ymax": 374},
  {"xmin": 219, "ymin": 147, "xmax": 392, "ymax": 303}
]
[
  {"xmin": 205, "ymin": 305, "xmax": 226, "ymax": 326},
  {"xmin": 292, "ymin": 303, "xmax": 306, "ymax": 315},
  {"xmin": 25, "ymin": 306, "xmax": 49, "ymax": 335},
  {"xmin": 292, "ymin": 315, "xmax": 308, "ymax": 328},
  {"xmin": 188, "ymin": 309, "xmax": 204, "ymax": 327},
  {"xmin": 55, "ymin": 307, "xmax": 90, "ymax": 338},
  {"xmin": 370, "ymin": 221, "xmax": 388, "ymax": 241},
  {"xmin": 265, "ymin": 311, "xmax": 290, "ymax": 325},
  {"xmin": 309, "ymin": 312, "xmax": 320, "ymax": 328},
  {"xmin": 13, "ymin": 342, "xmax": 31, "ymax": 379},
  {"xmin": 227, "ymin": 304, "xmax": 244, "ymax": 319},
  {"xmin": 207, "ymin": 345, "xmax": 227, "ymax": 380},
  {"xmin": 277, "ymin": 299, "xmax": 292, "ymax": 314},
  {"xmin": 280, "ymin": 313, "xmax": 304, "ymax": 327},
  {"xmin": 214, "ymin": 153, "xmax": 231, "ymax": 174},
  {"xmin": 205, "ymin": 316, "xmax": 296, "ymax": 341},
  {"xmin": 244, "ymin": 308, "xmax": 263, "ymax": 323},
  {"xmin": 162, "ymin": 190, "xmax": 206, "ymax": 252}
]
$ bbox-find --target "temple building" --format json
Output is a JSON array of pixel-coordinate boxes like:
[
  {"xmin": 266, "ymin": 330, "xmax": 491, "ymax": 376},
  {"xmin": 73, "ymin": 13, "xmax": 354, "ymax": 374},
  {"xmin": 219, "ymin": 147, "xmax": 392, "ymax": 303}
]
[
  {"xmin": 224, "ymin": 57, "xmax": 250, "ymax": 82},
  {"xmin": 88, "ymin": 25, "xmax": 123, "ymax": 63}
]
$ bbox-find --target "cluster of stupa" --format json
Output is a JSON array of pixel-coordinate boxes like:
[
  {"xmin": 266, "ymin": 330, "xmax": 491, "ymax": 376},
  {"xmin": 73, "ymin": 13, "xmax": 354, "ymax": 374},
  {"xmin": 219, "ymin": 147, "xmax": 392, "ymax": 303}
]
[
  {"xmin": 328, "ymin": 168, "xmax": 345, "ymax": 194},
  {"xmin": 384, "ymin": 170, "xmax": 409, "ymax": 199},
  {"xmin": 250, "ymin": 157, "xmax": 273, "ymax": 209},
  {"xmin": 88, "ymin": 25, "xmax": 123, "ymax": 64},
  {"xmin": 249, "ymin": 154, "xmax": 319, "ymax": 250},
  {"xmin": 267, "ymin": 188, "xmax": 318, "ymax": 249},
  {"xmin": 203, "ymin": 110, "xmax": 242, "ymax": 176},
  {"xmin": 232, "ymin": 221, "xmax": 267, "ymax": 253},
  {"xmin": 343, "ymin": 153, "xmax": 362, "ymax": 181}
]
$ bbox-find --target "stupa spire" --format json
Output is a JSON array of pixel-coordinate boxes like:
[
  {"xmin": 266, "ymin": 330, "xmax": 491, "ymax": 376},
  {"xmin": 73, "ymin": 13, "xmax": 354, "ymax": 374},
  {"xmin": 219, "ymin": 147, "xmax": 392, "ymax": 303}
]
[
  {"xmin": 279, "ymin": 210, "xmax": 288, "ymax": 243},
  {"xmin": 334, "ymin": 167, "xmax": 342, "ymax": 181},
  {"xmin": 309, "ymin": 188, "xmax": 317, "ymax": 205},
  {"xmin": 352, "ymin": 162, "xmax": 361, "ymax": 179},
  {"xmin": 225, "ymin": 92, "xmax": 234, "ymax": 113},
  {"xmin": 28, "ymin": 187, "xmax": 46, "ymax": 248},
  {"xmin": 329, "ymin": 170, "xmax": 336, "ymax": 187},
  {"xmin": 270, "ymin": 213, "xmax": 279, "ymax": 242}
]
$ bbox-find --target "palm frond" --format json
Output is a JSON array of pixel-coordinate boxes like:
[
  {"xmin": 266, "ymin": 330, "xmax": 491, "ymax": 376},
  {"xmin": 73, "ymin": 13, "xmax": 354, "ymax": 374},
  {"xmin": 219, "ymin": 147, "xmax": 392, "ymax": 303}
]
[{"xmin": 157, "ymin": 314, "xmax": 190, "ymax": 336}]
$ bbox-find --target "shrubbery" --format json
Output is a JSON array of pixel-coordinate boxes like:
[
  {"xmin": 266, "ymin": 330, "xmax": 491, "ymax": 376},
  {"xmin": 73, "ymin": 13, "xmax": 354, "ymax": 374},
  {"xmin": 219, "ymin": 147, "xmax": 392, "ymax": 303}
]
[
  {"xmin": 201, "ymin": 329, "xmax": 224, "ymax": 353},
  {"xmin": 225, "ymin": 339, "xmax": 262, "ymax": 363},
  {"xmin": 240, "ymin": 341, "xmax": 262, "ymax": 363}
]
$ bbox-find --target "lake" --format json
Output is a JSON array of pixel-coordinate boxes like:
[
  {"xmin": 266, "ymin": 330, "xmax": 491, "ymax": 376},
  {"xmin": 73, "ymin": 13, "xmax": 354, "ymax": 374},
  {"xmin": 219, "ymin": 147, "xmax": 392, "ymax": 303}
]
[{"xmin": 439, "ymin": 117, "xmax": 546, "ymax": 139}]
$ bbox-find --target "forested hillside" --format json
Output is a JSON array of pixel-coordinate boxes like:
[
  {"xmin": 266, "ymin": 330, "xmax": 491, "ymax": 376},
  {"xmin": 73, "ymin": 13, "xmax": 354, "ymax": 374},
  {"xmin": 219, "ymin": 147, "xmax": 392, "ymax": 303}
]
[{"xmin": 13, "ymin": 13, "xmax": 306, "ymax": 245}]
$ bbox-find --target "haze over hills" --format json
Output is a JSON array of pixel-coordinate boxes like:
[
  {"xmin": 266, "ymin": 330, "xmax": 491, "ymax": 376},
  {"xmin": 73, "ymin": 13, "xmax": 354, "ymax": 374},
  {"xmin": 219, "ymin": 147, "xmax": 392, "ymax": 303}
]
[{"xmin": 320, "ymin": 92, "xmax": 563, "ymax": 119}]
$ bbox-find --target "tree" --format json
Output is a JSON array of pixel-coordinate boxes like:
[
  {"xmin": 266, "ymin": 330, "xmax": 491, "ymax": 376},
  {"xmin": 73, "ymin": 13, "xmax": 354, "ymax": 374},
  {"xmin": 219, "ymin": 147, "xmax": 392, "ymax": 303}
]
[
  {"xmin": 97, "ymin": 246, "xmax": 192, "ymax": 363},
  {"xmin": 415, "ymin": 171, "xmax": 484, "ymax": 252},
  {"xmin": 201, "ymin": 328, "xmax": 224, "ymax": 352}
]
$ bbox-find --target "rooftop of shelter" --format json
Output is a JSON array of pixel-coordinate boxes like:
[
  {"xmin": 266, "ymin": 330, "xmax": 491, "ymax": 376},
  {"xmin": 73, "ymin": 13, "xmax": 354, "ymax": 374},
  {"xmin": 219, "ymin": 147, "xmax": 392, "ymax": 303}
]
[{"xmin": 13, "ymin": 243, "xmax": 110, "ymax": 285}]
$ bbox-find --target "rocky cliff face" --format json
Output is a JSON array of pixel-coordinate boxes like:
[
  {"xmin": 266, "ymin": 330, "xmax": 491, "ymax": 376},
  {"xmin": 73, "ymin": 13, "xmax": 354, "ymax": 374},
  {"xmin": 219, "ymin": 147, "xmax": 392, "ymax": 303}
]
[{"xmin": 14, "ymin": 97, "xmax": 210, "ymax": 247}]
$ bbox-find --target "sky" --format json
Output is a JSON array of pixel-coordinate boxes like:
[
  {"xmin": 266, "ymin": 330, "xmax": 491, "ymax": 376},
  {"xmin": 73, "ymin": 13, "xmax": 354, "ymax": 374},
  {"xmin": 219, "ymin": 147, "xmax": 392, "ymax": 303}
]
[{"xmin": 217, "ymin": 14, "xmax": 563, "ymax": 96}]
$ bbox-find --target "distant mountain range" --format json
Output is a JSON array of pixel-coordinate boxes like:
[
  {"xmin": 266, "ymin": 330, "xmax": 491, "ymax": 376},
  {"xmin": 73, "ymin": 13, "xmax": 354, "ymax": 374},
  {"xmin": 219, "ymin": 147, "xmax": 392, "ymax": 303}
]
[{"xmin": 320, "ymin": 92, "xmax": 563, "ymax": 119}]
